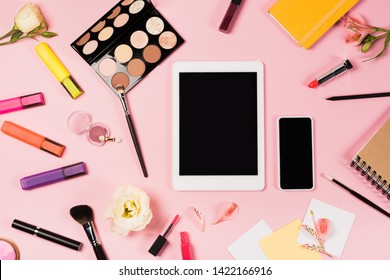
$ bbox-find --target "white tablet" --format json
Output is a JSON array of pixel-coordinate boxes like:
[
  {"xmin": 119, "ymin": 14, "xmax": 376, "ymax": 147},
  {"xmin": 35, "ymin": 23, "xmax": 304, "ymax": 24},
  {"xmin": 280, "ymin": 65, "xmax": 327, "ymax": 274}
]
[{"xmin": 172, "ymin": 61, "xmax": 265, "ymax": 191}]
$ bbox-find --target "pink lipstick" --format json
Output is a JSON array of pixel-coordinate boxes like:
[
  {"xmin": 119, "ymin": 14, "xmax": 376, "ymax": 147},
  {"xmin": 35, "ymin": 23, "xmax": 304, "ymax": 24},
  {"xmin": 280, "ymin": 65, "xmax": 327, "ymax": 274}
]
[{"xmin": 180, "ymin": 231, "xmax": 192, "ymax": 260}]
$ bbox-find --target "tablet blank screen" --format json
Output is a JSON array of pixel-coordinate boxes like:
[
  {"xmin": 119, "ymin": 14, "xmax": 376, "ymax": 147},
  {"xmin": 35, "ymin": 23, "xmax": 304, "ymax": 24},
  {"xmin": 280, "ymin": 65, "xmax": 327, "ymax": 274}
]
[{"xmin": 179, "ymin": 72, "xmax": 258, "ymax": 176}]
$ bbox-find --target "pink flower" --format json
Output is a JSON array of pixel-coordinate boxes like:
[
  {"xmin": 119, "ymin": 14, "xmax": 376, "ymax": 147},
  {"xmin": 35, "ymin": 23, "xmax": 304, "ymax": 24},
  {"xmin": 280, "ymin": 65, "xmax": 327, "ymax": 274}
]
[{"xmin": 343, "ymin": 13, "xmax": 375, "ymax": 46}]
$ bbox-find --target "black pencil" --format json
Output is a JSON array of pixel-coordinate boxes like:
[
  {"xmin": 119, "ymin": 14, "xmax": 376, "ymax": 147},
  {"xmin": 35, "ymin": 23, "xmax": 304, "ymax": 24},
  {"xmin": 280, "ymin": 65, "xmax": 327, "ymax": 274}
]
[
  {"xmin": 323, "ymin": 174, "xmax": 390, "ymax": 219},
  {"xmin": 326, "ymin": 92, "xmax": 390, "ymax": 101}
]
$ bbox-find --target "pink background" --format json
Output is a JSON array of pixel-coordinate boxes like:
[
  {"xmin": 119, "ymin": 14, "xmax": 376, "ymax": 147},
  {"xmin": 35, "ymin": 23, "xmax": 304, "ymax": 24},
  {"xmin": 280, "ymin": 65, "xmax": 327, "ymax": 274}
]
[{"xmin": 0, "ymin": 0, "xmax": 389, "ymax": 260}]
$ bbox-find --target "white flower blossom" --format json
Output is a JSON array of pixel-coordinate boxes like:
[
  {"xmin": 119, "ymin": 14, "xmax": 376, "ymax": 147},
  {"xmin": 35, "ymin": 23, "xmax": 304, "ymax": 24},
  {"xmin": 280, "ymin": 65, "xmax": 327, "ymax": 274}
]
[
  {"xmin": 105, "ymin": 185, "xmax": 153, "ymax": 235},
  {"xmin": 14, "ymin": 3, "xmax": 47, "ymax": 33}
]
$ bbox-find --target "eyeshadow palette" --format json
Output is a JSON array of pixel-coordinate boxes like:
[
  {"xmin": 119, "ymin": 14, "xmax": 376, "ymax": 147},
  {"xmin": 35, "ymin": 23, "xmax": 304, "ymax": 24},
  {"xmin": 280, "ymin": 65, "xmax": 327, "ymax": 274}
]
[
  {"xmin": 71, "ymin": 0, "xmax": 184, "ymax": 177},
  {"xmin": 71, "ymin": 0, "xmax": 184, "ymax": 94}
]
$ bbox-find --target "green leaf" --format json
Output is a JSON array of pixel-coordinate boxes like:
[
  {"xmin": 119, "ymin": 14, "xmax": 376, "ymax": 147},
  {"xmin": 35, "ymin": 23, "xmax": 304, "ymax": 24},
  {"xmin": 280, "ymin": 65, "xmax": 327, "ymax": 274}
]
[
  {"xmin": 29, "ymin": 25, "xmax": 41, "ymax": 33},
  {"xmin": 363, "ymin": 32, "xmax": 390, "ymax": 62},
  {"xmin": 384, "ymin": 32, "xmax": 390, "ymax": 48},
  {"xmin": 41, "ymin": 31, "xmax": 58, "ymax": 38},
  {"xmin": 10, "ymin": 30, "xmax": 23, "ymax": 43}
]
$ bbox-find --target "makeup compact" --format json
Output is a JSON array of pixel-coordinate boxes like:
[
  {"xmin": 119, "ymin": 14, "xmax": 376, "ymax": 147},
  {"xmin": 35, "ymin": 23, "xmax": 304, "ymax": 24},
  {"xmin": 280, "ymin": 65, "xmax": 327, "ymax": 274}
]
[
  {"xmin": 71, "ymin": 0, "xmax": 184, "ymax": 92},
  {"xmin": 0, "ymin": 237, "xmax": 20, "ymax": 260},
  {"xmin": 71, "ymin": 0, "xmax": 184, "ymax": 177},
  {"xmin": 67, "ymin": 111, "xmax": 121, "ymax": 146}
]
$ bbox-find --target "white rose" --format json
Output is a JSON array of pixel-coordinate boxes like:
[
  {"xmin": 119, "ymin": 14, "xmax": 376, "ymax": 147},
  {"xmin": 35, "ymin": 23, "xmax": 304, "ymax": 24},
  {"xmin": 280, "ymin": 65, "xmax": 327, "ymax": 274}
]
[
  {"xmin": 14, "ymin": 3, "xmax": 47, "ymax": 33},
  {"xmin": 105, "ymin": 185, "xmax": 153, "ymax": 235}
]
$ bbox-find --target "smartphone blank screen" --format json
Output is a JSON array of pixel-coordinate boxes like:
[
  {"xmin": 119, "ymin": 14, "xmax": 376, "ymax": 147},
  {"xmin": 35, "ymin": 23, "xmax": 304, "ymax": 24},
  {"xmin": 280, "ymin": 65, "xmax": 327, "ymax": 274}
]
[{"xmin": 278, "ymin": 117, "xmax": 314, "ymax": 190}]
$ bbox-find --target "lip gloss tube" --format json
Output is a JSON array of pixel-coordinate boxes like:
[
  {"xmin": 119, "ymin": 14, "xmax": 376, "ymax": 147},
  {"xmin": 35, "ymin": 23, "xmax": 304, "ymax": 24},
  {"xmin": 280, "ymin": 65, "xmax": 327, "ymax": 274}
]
[
  {"xmin": 35, "ymin": 42, "xmax": 83, "ymax": 99},
  {"xmin": 1, "ymin": 121, "xmax": 65, "ymax": 157},
  {"xmin": 219, "ymin": 0, "xmax": 243, "ymax": 33},
  {"xmin": 12, "ymin": 219, "xmax": 82, "ymax": 251},
  {"xmin": 20, "ymin": 162, "xmax": 87, "ymax": 190},
  {"xmin": 0, "ymin": 93, "xmax": 45, "ymax": 115}
]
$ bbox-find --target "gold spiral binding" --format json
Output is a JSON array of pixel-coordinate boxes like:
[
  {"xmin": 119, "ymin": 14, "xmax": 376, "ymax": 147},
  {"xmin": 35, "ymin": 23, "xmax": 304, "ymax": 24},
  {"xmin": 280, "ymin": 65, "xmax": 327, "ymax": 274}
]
[{"xmin": 351, "ymin": 156, "xmax": 390, "ymax": 199}]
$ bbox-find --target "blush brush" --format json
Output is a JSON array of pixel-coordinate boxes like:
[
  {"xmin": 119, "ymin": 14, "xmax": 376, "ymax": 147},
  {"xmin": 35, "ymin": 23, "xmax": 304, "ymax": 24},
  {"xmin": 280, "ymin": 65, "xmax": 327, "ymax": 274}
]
[{"xmin": 70, "ymin": 204, "xmax": 107, "ymax": 260}]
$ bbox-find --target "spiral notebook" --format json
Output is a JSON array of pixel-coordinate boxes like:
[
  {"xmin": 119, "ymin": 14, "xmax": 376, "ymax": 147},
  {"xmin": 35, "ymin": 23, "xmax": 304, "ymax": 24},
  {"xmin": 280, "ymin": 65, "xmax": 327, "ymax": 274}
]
[{"xmin": 350, "ymin": 118, "xmax": 390, "ymax": 199}]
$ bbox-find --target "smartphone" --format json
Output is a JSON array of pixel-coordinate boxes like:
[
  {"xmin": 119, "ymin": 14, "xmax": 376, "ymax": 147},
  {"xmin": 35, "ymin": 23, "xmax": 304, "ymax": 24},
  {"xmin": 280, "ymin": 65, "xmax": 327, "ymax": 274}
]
[{"xmin": 278, "ymin": 116, "xmax": 314, "ymax": 190}]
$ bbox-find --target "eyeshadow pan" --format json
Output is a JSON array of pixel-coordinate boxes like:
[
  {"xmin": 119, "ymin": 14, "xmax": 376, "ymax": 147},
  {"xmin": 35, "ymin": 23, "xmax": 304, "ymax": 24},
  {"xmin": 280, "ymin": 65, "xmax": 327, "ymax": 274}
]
[
  {"xmin": 127, "ymin": 58, "xmax": 146, "ymax": 76},
  {"xmin": 76, "ymin": 32, "xmax": 91, "ymax": 46},
  {"xmin": 99, "ymin": 58, "xmax": 117, "ymax": 76},
  {"xmin": 143, "ymin": 45, "xmax": 161, "ymax": 63},
  {"xmin": 112, "ymin": 72, "xmax": 130, "ymax": 89},
  {"xmin": 146, "ymin": 17, "xmax": 164, "ymax": 35},
  {"xmin": 91, "ymin": 20, "xmax": 106, "ymax": 32},
  {"xmin": 130, "ymin": 30, "xmax": 148, "ymax": 49},
  {"xmin": 122, "ymin": 0, "xmax": 134, "ymax": 6},
  {"xmin": 129, "ymin": 0, "xmax": 145, "ymax": 14},
  {"xmin": 159, "ymin": 31, "xmax": 177, "ymax": 49},
  {"xmin": 99, "ymin": 27, "xmax": 114, "ymax": 41},
  {"xmin": 83, "ymin": 40, "xmax": 98, "ymax": 55},
  {"xmin": 114, "ymin": 44, "xmax": 133, "ymax": 63},
  {"xmin": 114, "ymin": 13, "xmax": 129, "ymax": 27},
  {"xmin": 108, "ymin": 6, "xmax": 121, "ymax": 19},
  {"xmin": 89, "ymin": 125, "xmax": 107, "ymax": 143}
]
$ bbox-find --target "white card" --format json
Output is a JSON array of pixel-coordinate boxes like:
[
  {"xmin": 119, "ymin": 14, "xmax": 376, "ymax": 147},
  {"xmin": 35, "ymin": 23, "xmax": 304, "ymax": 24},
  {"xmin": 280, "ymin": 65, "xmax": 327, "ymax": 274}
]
[
  {"xmin": 297, "ymin": 199, "xmax": 355, "ymax": 258},
  {"xmin": 227, "ymin": 219, "xmax": 272, "ymax": 260}
]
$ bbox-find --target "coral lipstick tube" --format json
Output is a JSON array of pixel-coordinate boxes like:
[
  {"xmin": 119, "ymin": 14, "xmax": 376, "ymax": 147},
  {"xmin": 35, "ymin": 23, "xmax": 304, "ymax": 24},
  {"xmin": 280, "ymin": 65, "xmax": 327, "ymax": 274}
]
[{"xmin": 1, "ymin": 121, "xmax": 65, "ymax": 157}]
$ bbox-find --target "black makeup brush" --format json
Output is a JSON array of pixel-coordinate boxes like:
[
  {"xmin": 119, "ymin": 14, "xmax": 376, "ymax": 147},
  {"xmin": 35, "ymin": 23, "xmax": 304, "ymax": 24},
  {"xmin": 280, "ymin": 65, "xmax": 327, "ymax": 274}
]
[{"xmin": 70, "ymin": 205, "xmax": 107, "ymax": 260}]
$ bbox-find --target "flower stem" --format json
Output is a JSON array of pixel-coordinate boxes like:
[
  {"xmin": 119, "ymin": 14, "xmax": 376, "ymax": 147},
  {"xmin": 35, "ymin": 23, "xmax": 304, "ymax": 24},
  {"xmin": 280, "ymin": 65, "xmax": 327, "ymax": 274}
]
[
  {"xmin": 375, "ymin": 33, "xmax": 388, "ymax": 40},
  {"xmin": 0, "ymin": 35, "xmax": 30, "ymax": 46},
  {"xmin": 0, "ymin": 25, "xmax": 17, "ymax": 40},
  {"xmin": 373, "ymin": 27, "xmax": 390, "ymax": 33}
]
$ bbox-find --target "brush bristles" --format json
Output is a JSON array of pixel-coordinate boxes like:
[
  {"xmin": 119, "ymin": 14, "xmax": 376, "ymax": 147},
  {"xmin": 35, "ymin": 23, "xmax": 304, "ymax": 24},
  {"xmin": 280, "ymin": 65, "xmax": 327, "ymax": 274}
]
[
  {"xmin": 322, "ymin": 174, "xmax": 334, "ymax": 181},
  {"xmin": 70, "ymin": 205, "xmax": 93, "ymax": 225}
]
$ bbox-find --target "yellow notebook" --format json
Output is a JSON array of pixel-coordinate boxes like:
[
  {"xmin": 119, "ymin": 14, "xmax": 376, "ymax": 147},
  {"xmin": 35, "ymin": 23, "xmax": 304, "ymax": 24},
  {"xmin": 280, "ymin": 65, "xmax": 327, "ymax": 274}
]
[
  {"xmin": 351, "ymin": 118, "xmax": 390, "ymax": 199},
  {"xmin": 268, "ymin": 0, "xmax": 359, "ymax": 49}
]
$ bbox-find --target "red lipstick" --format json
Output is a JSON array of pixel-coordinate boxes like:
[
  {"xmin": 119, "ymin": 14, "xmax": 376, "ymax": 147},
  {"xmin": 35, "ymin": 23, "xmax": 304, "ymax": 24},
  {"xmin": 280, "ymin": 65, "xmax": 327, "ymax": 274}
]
[
  {"xmin": 308, "ymin": 59, "xmax": 353, "ymax": 88},
  {"xmin": 308, "ymin": 80, "xmax": 319, "ymax": 88},
  {"xmin": 180, "ymin": 232, "xmax": 192, "ymax": 260}
]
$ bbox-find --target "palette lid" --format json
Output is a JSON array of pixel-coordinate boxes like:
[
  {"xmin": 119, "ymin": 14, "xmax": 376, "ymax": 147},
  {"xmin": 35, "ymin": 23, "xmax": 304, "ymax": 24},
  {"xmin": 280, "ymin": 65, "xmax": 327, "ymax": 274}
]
[{"xmin": 67, "ymin": 111, "xmax": 92, "ymax": 134}]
